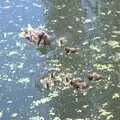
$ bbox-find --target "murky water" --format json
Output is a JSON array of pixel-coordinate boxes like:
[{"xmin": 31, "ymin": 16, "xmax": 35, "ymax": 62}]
[{"xmin": 0, "ymin": 0, "xmax": 120, "ymax": 120}]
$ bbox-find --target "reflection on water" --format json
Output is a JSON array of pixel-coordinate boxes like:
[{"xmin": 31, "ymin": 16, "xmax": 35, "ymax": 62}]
[{"xmin": 0, "ymin": 0, "xmax": 120, "ymax": 120}]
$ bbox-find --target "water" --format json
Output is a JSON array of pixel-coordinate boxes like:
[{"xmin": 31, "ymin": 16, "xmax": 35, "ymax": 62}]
[{"xmin": 0, "ymin": 0, "xmax": 120, "ymax": 120}]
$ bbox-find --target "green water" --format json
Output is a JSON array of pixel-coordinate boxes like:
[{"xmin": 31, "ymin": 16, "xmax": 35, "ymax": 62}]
[{"xmin": 0, "ymin": 0, "xmax": 120, "ymax": 120}]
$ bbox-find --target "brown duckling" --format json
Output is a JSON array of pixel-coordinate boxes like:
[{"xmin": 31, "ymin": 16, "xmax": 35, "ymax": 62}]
[
  {"xmin": 88, "ymin": 72, "xmax": 101, "ymax": 80},
  {"xmin": 64, "ymin": 47, "xmax": 77, "ymax": 54},
  {"xmin": 59, "ymin": 37, "xmax": 65, "ymax": 46},
  {"xmin": 42, "ymin": 73, "xmax": 58, "ymax": 89},
  {"xmin": 23, "ymin": 25, "xmax": 50, "ymax": 46},
  {"xmin": 70, "ymin": 78, "xmax": 88, "ymax": 89},
  {"xmin": 65, "ymin": 75, "xmax": 88, "ymax": 89},
  {"xmin": 65, "ymin": 74, "xmax": 73, "ymax": 83}
]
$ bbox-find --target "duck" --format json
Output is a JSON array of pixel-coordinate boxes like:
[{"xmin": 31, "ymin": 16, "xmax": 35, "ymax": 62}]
[
  {"xmin": 64, "ymin": 47, "xmax": 77, "ymax": 54},
  {"xmin": 59, "ymin": 37, "xmax": 65, "ymax": 46},
  {"xmin": 65, "ymin": 75, "xmax": 88, "ymax": 89},
  {"xmin": 70, "ymin": 78, "xmax": 88, "ymax": 89},
  {"xmin": 23, "ymin": 24, "xmax": 50, "ymax": 46},
  {"xmin": 87, "ymin": 72, "xmax": 101, "ymax": 80},
  {"xmin": 42, "ymin": 73, "xmax": 58, "ymax": 89},
  {"xmin": 64, "ymin": 74, "xmax": 73, "ymax": 84}
]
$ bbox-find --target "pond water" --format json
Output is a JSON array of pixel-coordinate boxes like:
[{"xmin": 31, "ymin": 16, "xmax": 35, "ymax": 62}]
[{"xmin": 0, "ymin": 0, "xmax": 120, "ymax": 120}]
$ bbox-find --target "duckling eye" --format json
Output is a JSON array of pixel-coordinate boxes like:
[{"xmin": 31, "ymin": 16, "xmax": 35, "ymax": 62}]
[
  {"xmin": 24, "ymin": 30, "xmax": 28, "ymax": 34},
  {"xmin": 25, "ymin": 36, "xmax": 30, "ymax": 40}
]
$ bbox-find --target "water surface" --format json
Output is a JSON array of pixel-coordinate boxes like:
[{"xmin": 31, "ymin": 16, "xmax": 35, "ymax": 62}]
[{"xmin": 0, "ymin": 0, "xmax": 120, "ymax": 120}]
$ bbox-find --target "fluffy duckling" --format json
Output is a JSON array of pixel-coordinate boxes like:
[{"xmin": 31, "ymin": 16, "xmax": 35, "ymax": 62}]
[
  {"xmin": 88, "ymin": 72, "xmax": 101, "ymax": 80},
  {"xmin": 65, "ymin": 74, "xmax": 73, "ymax": 83},
  {"xmin": 59, "ymin": 37, "xmax": 65, "ymax": 46},
  {"xmin": 23, "ymin": 25, "xmax": 50, "ymax": 46},
  {"xmin": 65, "ymin": 76, "xmax": 88, "ymax": 89},
  {"xmin": 70, "ymin": 78, "xmax": 88, "ymax": 89},
  {"xmin": 64, "ymin": 47, "xmax": 77, "ymax": 54},
  {"xmin": 42, "ymin": 73, "xmax": 58, "ymax": 89}
]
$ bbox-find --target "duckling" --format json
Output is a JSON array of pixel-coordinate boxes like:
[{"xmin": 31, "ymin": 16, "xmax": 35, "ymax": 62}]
[
  {"xmin": 59, "ymin": 37, "xmax": 65, "ymax": 46},
  {"xmin": 87, "ymin": 72, "xmax": 101, "ymax": 80},
  {"xmin": 70, "ymin": 78, "xmax": 88, "ymax": 89},
  {"xmin": 64, "ymin": 47, "xmax": 77, "ymax": 54},
  {"xmin": 65, "ymin": 75, "xmax": 88, "ymax": 89},
  {"xmin": 23, "ymin": 25, "xmax": 50, "ymax": 46},
  {"xmin": 65, "ymin": 74, "xmax": 73, "ymax": 83},
  {"xmin": 50, "ymin": 73, "xmax": 58, "ymax": 84},
  {"xmin": 42, "ymin": 73, "xmax": 58, "ymax": 89}
]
